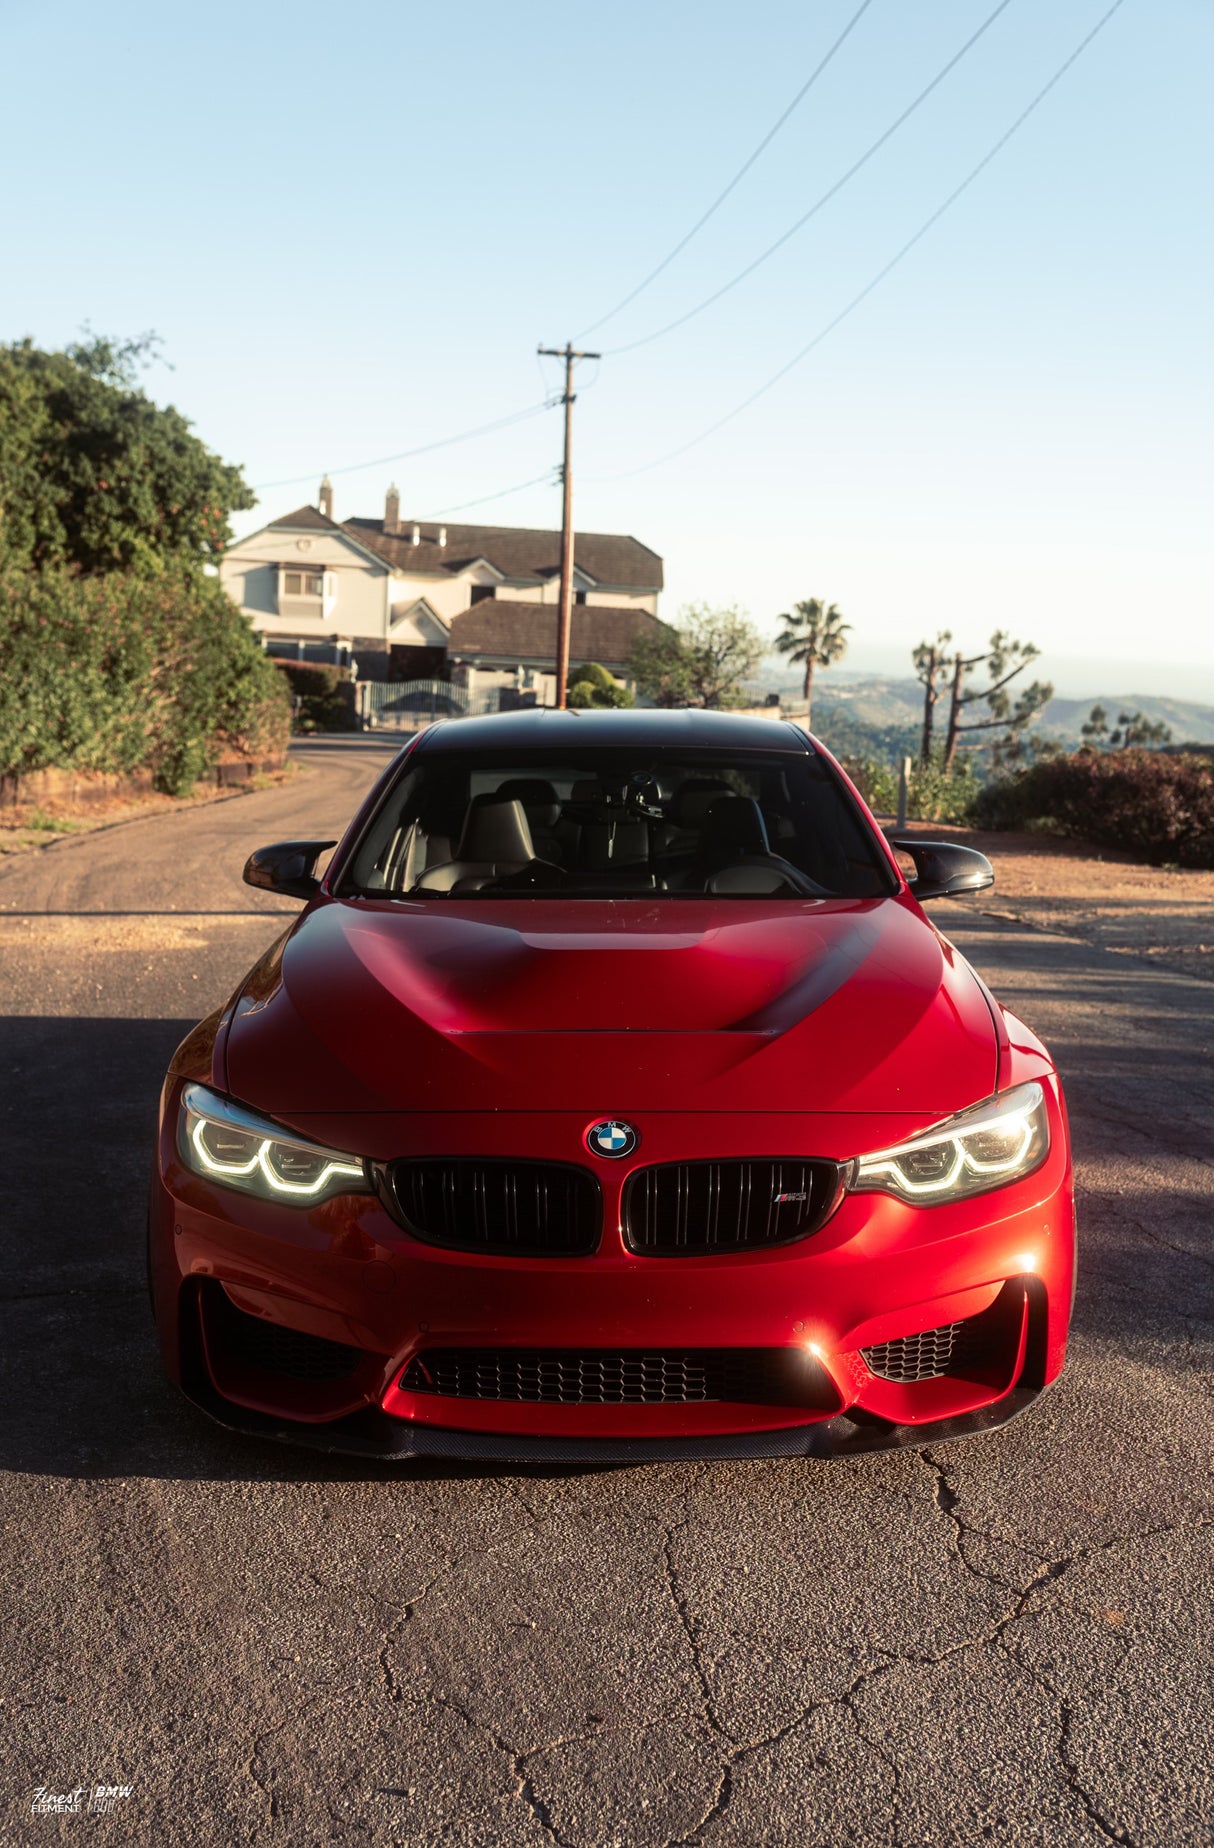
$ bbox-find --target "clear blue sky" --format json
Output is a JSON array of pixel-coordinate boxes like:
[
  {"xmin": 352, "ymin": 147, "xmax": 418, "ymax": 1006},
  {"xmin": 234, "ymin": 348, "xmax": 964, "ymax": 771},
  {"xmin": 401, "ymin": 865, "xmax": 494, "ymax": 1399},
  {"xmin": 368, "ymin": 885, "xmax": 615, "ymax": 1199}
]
[{"xmin": 3, "ymin": 0, "xmax": 1211, "ymax": 698}]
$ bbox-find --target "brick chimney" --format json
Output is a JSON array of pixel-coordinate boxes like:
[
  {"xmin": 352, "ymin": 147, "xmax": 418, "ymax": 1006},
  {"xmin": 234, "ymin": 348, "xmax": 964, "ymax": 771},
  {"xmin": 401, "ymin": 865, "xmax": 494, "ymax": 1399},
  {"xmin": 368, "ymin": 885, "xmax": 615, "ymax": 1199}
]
[
  {"xmin": 384, "ymin": 483, "xmax": 400, "ymax": 535},
  {"xmin": 318, "ymin": 475, "xmax": 334, "ymax": 519}
]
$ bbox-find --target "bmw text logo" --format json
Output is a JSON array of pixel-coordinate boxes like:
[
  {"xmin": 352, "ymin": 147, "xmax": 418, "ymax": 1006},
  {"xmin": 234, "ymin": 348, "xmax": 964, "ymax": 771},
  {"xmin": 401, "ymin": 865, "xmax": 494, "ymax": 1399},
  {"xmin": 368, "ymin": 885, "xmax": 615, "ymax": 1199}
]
[{"xmin": 586, "ymin": 1119, "xmax": 639, "ymax": 1160}]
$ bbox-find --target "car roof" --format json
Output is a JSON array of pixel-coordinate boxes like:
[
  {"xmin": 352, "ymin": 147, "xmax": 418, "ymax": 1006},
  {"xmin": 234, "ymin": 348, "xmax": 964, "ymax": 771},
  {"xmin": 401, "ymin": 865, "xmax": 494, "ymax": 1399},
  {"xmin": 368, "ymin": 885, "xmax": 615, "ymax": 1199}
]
[{"xmin": 412, "ymin": 708, "xmax": 814, "ymax": 755}]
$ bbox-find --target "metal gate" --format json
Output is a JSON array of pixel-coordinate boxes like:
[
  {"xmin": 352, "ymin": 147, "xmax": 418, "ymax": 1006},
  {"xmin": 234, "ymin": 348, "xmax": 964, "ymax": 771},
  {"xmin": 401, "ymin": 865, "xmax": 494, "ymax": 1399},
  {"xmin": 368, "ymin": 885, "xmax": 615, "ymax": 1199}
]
[{"xmin": 357, "ymin": 679, "xmax": 502, "ymax": 732}]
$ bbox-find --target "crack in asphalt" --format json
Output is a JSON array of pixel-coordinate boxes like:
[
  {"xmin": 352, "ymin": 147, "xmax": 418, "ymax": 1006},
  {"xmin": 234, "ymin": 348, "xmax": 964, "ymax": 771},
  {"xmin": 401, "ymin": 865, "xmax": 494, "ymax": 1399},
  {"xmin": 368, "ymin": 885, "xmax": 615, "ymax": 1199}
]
[
  {"xmin": 244, "ymin": 1703, "xmax": 324, "ymax": 1841},
  {"xmin": 1057, "ymin": 1699, "xmax": 1141, "ymax": 1847},
  {"xmin": 377, "ymin": 1554, "xmax": 471, "ymax": 1710},
  {"xmin": 382, "ymin": 1683, "xmax": 610, "ymax": 1848},
  {"xmin": 1068, "ymin": 1099, "xmax": 1214, "ymax": 1175},
  {"xmin": 373, "ymin": 1503, "xmax": 606, "ymax": 1846},
  {"xmin": 653, "ymin": 1468, "xmax": 1214, "ymax": 1847},
  {"xmin": 660, "ymin": 1515, "xmax": 725, "ymax": 1739},
  {"xmin": 1002, "ymin": 1633, "xmax": 1144, "ymax": 1848},
  {"xmin": 1120, "ymin": 1210, "xmax": 1214, "ymax": 1277},
  {"xmin": 918, "ymin": 1447, "xmax": 1043, "ymax": 1594}
]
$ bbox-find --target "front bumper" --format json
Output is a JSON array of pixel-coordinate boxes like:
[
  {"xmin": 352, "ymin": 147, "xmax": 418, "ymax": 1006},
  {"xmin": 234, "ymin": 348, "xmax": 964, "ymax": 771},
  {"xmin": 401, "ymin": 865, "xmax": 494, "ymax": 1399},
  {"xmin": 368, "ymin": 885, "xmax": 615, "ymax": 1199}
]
[{"xmin": 151, "ymin": 1088, "xmax": 1074, "ymax": 1462}]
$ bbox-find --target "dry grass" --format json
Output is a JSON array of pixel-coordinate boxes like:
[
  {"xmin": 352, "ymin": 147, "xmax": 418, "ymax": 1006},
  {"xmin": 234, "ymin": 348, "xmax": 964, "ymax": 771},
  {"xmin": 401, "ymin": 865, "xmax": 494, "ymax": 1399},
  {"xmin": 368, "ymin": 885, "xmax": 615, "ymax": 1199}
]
[
  {"xmin": 0, "ymin": 764, "xmax": 300, "ymax": 856},
  {"xmin": 894, "ymin": 821, "xmax": 1214, "ymax": 981}
]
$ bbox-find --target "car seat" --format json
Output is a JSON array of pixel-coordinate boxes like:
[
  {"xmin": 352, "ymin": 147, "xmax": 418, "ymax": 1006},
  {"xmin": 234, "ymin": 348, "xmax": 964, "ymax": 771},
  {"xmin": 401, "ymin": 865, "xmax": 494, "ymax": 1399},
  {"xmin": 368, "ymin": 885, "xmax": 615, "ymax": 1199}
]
[{"xmin": 412, "ymin": 795, "xmax": 547, "ymax": 893}]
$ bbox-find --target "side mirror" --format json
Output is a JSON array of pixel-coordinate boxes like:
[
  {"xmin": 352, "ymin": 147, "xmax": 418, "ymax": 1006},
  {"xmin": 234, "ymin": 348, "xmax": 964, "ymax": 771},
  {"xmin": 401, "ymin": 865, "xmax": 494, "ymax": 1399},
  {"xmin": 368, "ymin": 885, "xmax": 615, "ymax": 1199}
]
[
  {"xmin": 242, "ymin": 840, "xmax": 337, "ymax": 902},
  {"xmin": 890, "ymin": 837, "xmax": 994, "ymax": 902}
]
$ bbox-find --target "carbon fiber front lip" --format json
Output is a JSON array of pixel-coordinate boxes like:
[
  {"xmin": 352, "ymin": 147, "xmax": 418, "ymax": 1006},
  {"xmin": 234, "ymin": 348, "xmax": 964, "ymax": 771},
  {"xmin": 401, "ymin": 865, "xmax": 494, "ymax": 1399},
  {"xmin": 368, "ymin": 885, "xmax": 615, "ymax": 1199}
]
[{"xmin": 177, "ymin": 1378, "xmax": 1048, "ymax": 1464}]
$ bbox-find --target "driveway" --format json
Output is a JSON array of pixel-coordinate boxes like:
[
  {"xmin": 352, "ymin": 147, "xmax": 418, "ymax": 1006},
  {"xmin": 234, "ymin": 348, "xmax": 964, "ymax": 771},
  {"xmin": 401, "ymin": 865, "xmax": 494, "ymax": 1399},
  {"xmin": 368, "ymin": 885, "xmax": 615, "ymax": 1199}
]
[{"xmin": 1, "ymin": 737, "xmax": 1210, "ymax": 1845}]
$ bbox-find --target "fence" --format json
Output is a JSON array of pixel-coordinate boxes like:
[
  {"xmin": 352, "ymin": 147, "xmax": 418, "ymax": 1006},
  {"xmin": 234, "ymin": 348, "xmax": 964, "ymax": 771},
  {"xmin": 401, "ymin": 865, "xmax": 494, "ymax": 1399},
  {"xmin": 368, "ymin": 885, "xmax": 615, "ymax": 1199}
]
[{"xmin": 357, "ymin": 679, "xmax": 524, "ymax": 732}]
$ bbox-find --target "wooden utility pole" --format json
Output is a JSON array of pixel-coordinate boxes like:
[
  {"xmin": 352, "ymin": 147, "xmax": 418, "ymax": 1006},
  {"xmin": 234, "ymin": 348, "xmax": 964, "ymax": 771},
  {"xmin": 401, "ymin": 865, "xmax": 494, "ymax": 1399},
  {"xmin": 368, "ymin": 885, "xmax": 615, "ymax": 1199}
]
[{"xmin": 537, "ymin": 342, "xmax": 599, "ymax": 708}]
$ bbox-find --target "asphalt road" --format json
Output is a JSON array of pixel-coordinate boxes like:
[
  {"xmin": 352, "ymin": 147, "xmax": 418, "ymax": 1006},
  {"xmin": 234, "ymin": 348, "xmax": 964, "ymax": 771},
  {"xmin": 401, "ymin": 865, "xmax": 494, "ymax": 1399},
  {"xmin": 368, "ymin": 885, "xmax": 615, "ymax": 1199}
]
[{"xmin": 1, "ymin": 737, "xmax": 1211, "ymax": 1847}]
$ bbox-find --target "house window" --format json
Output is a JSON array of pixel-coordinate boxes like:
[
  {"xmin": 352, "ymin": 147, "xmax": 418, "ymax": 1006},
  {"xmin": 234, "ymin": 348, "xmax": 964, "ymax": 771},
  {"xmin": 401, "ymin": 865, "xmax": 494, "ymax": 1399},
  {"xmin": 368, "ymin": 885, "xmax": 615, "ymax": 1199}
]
[
  {"xmin": 284, "ymin": 571, "xmax": 323, "ymax": 597},
  {"xmin": 470, "ymin": 585, "xmax": 496, "ymax": 604},
  {"xmin": 575, "ymin": 590, "xmax": 587, "ymax": 605}
]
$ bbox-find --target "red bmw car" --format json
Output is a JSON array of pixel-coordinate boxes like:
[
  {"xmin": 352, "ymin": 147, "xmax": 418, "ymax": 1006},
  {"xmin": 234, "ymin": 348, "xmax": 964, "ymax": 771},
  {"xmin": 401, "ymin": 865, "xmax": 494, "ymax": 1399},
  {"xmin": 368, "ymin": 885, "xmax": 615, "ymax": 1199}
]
[{"xmin": 150, "ymin": 710, "xmax": 1074, "ymax": 1462}]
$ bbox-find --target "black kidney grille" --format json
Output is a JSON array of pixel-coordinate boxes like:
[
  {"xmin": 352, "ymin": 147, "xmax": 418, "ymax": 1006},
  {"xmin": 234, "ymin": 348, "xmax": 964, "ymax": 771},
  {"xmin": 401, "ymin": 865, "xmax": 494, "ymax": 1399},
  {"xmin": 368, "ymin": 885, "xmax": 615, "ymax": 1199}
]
[
  {"xmin": 862, "ymin": 1321, "xmax": 965, "ymax": 1384},
  {"xmin": 401, "ymin": 1347, "xmax": 835, "ymax": 1408},
  {"xmin": 207, "ymin": 1288, "xmax": 363, "ymax": 1382},
  {"xmin": 388, "ymin": 1160, "xmax": 600, "ymax": 1256},
  {"xmin": 622, "ymin": 1159, "xmax": 842, "ymax": 1256}
]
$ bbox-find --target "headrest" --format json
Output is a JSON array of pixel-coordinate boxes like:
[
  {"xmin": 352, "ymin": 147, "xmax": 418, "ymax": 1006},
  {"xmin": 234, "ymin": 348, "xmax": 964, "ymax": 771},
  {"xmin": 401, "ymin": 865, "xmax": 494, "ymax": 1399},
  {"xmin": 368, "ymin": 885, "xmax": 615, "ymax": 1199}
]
[
  {"xmin": 570, "ymin": 779, "xmax": 605, "ymax": 806},
  {"xmin": 456, "ymin": 794, "xmax": 536, "ymax": 864},
  {"xmin": 496, "ymin": 778, "xmax": 561, "ymax": 829},
  {"xmin": 669, "ymin": 777, "xmax": 732, "ymax": 831},
  {"xmin": 706, "ymin": 863, "xmax": 790, "ymax": 895},
  {"xmin": 700, "ymin": 796, "xmax": 770, "ymax": 859}
]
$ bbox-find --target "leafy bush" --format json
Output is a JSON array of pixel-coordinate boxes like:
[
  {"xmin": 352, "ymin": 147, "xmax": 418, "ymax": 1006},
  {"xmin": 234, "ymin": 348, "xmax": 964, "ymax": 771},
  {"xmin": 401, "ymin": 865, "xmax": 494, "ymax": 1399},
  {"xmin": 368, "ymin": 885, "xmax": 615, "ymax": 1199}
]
[
  {"xmin": 0, "ymin": 564, "xmax": 290, "ymax": 794},
  {"xmin": 974, "ymin": 749, "xmax": 1214, "ymax": 868},
  {"xmin": 842, "ymin": 758, "xmax": 898, "ymax": 815},
  {"xmin": 842, "ymin": 756, "xmax": 980, "ymax": 824},
  {"xmin": 566, "ymin": 661, "xmax": 633, "ymax": 710},
  {"xmin": 272, "ymin": 660, "xmax": 358, "ymax": 733}
]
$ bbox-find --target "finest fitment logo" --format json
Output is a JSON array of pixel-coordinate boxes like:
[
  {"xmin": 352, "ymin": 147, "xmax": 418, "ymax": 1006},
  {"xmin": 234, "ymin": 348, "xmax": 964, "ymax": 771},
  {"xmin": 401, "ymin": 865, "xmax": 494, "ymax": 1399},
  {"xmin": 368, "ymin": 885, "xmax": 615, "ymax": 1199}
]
[{"xmin": 31, "ymin": 1785, "xmax": 134, "ymax": 1817}]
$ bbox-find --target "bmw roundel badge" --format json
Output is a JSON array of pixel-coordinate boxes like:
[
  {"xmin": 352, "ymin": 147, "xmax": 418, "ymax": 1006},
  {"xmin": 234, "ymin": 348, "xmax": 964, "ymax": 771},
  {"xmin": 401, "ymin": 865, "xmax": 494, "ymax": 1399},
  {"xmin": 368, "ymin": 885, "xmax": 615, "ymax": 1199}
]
[{"xmin": 586, "ymin": 1119, "xmax": 639, "ymax": 1160}]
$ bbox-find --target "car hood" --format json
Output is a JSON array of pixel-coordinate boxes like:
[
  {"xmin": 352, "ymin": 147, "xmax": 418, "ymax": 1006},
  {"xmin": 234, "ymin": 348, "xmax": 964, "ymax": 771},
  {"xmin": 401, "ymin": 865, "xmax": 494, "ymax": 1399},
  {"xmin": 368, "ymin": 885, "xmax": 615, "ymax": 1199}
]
[{"xmin": 220, "ymin": 895, "xmax": 997, "ymax": 1121}]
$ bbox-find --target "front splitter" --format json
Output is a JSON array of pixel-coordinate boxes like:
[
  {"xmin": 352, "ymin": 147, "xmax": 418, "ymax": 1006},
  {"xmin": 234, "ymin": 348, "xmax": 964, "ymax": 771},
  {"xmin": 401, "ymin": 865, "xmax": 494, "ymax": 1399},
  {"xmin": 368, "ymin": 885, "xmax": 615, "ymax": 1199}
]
[{"xmin": 178, "ymin": 1377, "xmax": 1048, "ymax": 1464}]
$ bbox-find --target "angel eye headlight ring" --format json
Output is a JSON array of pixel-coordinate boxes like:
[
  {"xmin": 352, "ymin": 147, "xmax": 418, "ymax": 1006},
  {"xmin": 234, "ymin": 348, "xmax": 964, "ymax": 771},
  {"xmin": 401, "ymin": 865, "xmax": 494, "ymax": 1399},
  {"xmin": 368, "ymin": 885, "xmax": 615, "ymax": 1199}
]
[
  {"xmin": 850, "ymin": 1082, "xmax": 1049, "ymax": 1205},
  {"xmin": 179, "ymin": 1083, "xmax": 371, "ymax": 1206}
]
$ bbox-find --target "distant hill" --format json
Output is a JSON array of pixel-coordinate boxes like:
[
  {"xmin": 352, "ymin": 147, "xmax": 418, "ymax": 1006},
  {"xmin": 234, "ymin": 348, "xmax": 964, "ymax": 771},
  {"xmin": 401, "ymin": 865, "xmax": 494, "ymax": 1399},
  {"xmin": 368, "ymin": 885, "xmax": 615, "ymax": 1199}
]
[
  {"xmin": 1036, "ymin": 694, "xmax": 1214, "ymax": 745},
  {"xmin": 755, "ymin": 673, "xmax": 1214, "ymax": 750}
]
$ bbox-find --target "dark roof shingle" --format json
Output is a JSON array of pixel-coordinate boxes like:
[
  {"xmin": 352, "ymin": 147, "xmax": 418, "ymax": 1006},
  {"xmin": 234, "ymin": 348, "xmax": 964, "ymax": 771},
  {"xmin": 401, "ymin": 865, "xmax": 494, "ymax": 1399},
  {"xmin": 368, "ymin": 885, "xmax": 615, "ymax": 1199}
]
[
  {"xmin": 447, "ymin": 602, "xmax": 669, "ymax": 669},
  {"xmin": 266, "ymin": 504, "xmax": 343, "ymax": 531},
  {"xmin": 343, "ymin": 518, "xmax": 663, "ymax": 590}
]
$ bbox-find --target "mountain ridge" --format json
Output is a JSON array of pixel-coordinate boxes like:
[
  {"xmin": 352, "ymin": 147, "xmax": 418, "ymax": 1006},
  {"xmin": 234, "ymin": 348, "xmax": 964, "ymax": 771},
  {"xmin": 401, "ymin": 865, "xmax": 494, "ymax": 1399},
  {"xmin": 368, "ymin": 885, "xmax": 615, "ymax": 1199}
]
[{"xmin": 762, "ymin": 674, "xmax": 1214, "ymax": 745}]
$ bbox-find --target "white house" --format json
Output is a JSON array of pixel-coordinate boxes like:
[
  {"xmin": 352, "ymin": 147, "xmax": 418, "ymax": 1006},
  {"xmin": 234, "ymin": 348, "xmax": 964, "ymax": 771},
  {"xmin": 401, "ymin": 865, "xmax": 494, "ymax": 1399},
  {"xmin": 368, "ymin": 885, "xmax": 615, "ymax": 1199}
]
[{"xmin": 220, "ymin": 479, "xmax": 666, "ymax": 698}]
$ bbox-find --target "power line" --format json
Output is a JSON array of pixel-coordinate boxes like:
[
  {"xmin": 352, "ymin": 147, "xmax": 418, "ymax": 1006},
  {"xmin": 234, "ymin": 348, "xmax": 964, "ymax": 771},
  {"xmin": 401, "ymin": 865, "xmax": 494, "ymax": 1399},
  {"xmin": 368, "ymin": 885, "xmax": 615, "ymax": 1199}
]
[
  {"xmin": 595, "ymin": 0, "xmax": 1127, "ymax": 483},
  {"xmin": 427, "ymin": 470, "xmax": 558, "ymax": 517},
  {"xmin": 251, "ymin": 399, "xmax": 556, "ymax": 493},
  {"xmin": 603, "ymin": 0, "xmax": 1016, "ymax": 357},
  {"xmin": 574, "ymin": 0, "xmax": 876, "ymax": 341}
]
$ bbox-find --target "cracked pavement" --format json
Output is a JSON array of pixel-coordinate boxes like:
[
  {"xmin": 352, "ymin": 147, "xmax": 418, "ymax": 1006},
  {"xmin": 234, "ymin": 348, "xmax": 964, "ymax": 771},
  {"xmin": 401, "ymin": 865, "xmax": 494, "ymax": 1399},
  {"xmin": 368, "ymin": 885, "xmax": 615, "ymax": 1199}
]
[{"xmin": 1, "ymin": 738, "xmax": 1210, "ymax": 1846}]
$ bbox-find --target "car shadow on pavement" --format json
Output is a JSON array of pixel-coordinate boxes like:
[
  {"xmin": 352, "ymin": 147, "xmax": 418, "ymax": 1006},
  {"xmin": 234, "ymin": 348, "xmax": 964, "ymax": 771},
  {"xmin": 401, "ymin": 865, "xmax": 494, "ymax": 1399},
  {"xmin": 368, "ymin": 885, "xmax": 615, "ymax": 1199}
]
[
  {"xmin": 2, "ymin": 1008, "xmax": 1209, "ymax": 1487},
  {"xmin": 0, "ymin": 1016, "xmax": 600, "ymax": 1487}
]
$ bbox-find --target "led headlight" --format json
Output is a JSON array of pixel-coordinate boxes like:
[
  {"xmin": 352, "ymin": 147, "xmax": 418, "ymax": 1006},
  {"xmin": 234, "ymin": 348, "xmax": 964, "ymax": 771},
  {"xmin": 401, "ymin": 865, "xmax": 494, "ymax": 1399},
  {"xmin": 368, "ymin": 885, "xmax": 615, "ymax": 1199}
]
[
  {"xmin": 850, "ymin": 1082, "xmax": 1048, "ymax": 1206},
  {"xmin": 178, "ymin": 1083, "xmax": 371, "ymax": 1205}
]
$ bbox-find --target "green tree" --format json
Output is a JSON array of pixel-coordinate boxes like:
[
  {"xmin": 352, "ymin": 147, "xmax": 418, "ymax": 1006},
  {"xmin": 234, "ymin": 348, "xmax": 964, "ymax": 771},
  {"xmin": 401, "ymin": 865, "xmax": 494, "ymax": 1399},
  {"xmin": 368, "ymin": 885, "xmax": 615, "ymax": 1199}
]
[
  {"xmin": 1081, "ymin": 703, "xmax": 1173, "ymax": 749},
  {"xmin": 0, "ymin": 333, "xmax": 253, "ymax": 574},
  {"xmin": 1080, "ymin": 702, "xmax": 1110, "ymax": 745},
  {"xmin": 566, "ymin": 662, "xmax": 633, "ymax": 709},
  {"xmin": 1112, "ymin": 709, "xmax": 1173, "ymax": 748},
  {"xmin": 912, "ymin": 630, "xmax": 953, "ymax": 764},
  {"xmin": 629, "ymin": 605, "xmax": 765, "ymax": 710},
  {"xmin": 773, "ymin": 598, "xmax": 850, "ymax": 727},
  {"xmin": 940, "ymin": 632, "xmax": 1053, "ymax": 771}
]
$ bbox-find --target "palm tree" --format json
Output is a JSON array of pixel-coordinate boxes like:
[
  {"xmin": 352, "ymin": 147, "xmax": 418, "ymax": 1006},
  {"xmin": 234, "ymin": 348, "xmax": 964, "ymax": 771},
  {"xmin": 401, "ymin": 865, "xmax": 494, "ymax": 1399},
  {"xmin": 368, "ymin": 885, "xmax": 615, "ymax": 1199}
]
[{"xmin": 774, "ymin": 598, "xmax": 850, "ymax": 727}]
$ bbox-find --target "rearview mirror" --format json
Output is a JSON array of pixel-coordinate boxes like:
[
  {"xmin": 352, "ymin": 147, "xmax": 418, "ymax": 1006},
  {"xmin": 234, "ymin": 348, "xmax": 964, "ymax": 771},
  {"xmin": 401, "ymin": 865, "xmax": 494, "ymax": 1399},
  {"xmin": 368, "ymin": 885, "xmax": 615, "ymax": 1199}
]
[
  {"xmin": 890, "ymin": 837, "xmax": 994, "ymax": 902},
  {"xmin": 242, "ymin": 840, "xmax": 337, "ymax": 902}
]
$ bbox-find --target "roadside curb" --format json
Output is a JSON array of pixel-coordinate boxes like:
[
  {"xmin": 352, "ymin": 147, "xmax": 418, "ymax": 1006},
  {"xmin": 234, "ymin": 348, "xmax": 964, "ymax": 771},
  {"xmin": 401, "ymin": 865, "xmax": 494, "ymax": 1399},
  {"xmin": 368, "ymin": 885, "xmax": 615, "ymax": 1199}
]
[{"xmin": 0, "ymin": 766, "xmax": 313, "ymax": 881}]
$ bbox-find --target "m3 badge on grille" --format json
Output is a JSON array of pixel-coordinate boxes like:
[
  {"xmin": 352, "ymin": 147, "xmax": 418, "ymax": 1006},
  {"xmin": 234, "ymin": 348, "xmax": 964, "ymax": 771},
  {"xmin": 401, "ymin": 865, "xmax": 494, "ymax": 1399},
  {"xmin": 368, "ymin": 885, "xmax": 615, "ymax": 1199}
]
[{"xmin": 587, "ymin": 1119, "xmax": 639, "ymax": 1159}]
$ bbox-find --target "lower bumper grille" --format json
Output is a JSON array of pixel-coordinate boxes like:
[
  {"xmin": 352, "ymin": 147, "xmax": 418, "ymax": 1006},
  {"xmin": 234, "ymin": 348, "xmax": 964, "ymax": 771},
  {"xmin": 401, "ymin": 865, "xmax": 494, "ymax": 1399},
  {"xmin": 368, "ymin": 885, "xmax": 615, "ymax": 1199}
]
[
  {"xmin": 400, "ymin": 1346, "xmax": 836, "ymax": 1408},
  {"xmin": 862, "ymin": 1321, "xmax": 964, "ymax": 1383},
  {"xmin": 207, "ymin": 1288, "xmax": 363, "ymax": 1383},
  {"xmin": 622, "ymin": 1159, "xmax": 842, "ymax": 1255},
  {"xmin": 385, "ymin": 1159, "xmax": 600, "ymax": 1256}
]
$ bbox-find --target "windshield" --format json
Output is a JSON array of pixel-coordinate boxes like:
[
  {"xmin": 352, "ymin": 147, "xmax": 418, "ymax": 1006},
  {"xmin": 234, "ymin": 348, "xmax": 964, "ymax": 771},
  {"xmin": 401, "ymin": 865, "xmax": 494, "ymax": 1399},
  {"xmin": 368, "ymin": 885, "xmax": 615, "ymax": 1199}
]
[{"xmin": 343, "ymin": 747, "xmax": 895, "ymax": 901}]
